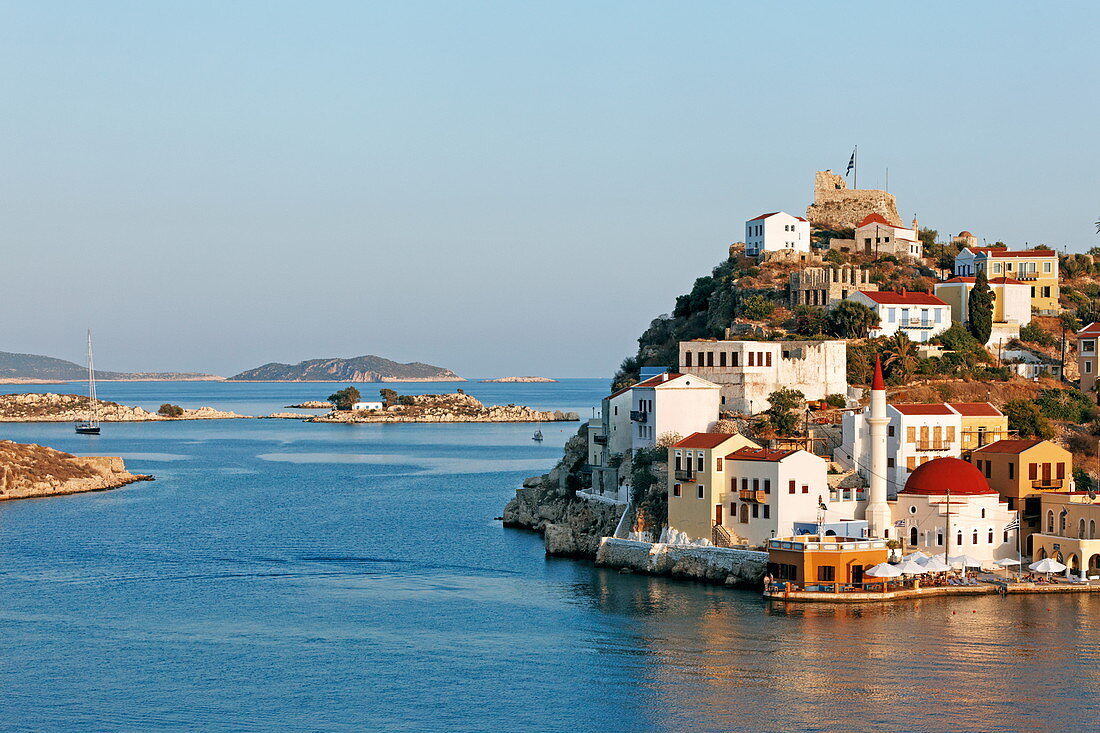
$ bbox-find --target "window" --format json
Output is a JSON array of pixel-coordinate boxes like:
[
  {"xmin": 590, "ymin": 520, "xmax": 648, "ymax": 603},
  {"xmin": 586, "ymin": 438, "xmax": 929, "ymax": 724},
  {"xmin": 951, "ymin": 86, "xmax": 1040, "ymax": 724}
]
[
  {"xmin": 740, "ymin": 504, "xmax": 749, "ymax": 523},
  {"xmin": 719, "ymin": 352, "xmax": 726, "ymax": 367},
  {"xmin": 674, "ymin": 454, "xmax": 682, "ymax": 471},
  {"xmin": 888, "ymin": 458, "xmax": 895, "ymax": 469},
  {"xmin": 909, "ymin": 505, "xmax": 917, "ymax": 514},
  {"xmin": 888, "ymin": 425, "xmax": 895, "ymax": 437},
  {"xmin": 988, "ymin": 529, "xmax": 994, "ymax": 544},
  {"xmin": 706, "ymin": 352, "xmax": 714, "ymax": 367},
  {"xmin": 748, "ymin": 352, "xmax": 755, "ymax": 367},
  {"xmin": 937, "ymin": 531, "xmax": 944, "ymax": 546},
  {"xmin": 752, "ymin": 478, "xmax": 759, "ymax": 492},
  {"xmin": 732, "ymin": 352, "xmax": 739, "ymax": 367},
  {"xmin": 673, "ymin": 484, "xmax": 682, "ymax": 497},
  {"xmin": 789, "ymin": 480, "xmax": 796, "ymax": 494},
  {"xmin": 696, "ymin": 454, "xmax": 704, "ymax": 471},
  {"xmin": 1091, "ymin": 520, "xmax": 1096, "ymax": 539},
  {"xmin": 1042, "ymin": 286, "xmax": 1051, "ymax": 298},
  {"xmin": 994, "ymin": 263, "xmax": 1002, "ymax": 273},
  {"xmin": 1057, "ymin": 463, "xmax": 1065, "ymax": 480},
  {"xmin": 972, "ymin": 529, "xmax": 978, "ymax": 545},
  {"xmin": 763, "ymin": 479, "xmax": 771, "ymax": 494},
  {"xmin": 765, "ymin": 352, "xmax": 772, "ymax": 367},
  {"xmin": 907, "ymin": 456, "xmax": 916, "ymax": 471},
  {"xmin": 817, "ymin": 566, "xmax": 835, "ymax": 582},
  {"xmin": 1008, "ymin": 462, "xmax": 1015, "ymax": 480},
  {"xmin": 1080, "ymin": 519, "xmax": 1087, "ymax": 539},
  {"xmin": 752, "ymin": 504, "xmax": 759, "ymax": 518},
  {"xmin": 762, "ymin": 505, "xmax": 771, "ymax": 519},
  {"xmin": 741, "ymin": 478, "xmax": 748, "ymax": 491},
  {"xmin": 957, "ymin": 531, "xmax": 964, "ymax": 546},
  {"xmin": 684, "ymin": 352, "xmax": 692, "ymax": 368},
  {"xmin": 1047, "ymin": 510, "xmax": 1055, "ymax": 533},
  {"xmin": 1004, "ymin": 530, "xmax": 1009, "ymax": 543},
  {"xmin": 802, "ymin": 485, "xmax": 809, "ymax": 494},
  {"xmin": 983, "ymin": 461, "xmax": 991, "ymax": 479},
  {"xmin": 906, "ymin": 426, "xmax": 916, "ymax": 443},
  {"xmin": 1029, "ymin": 463, "xmax": 1038, "ymax": 481},
  {"xmin": 1031, "ymin": 287, "xmax": 1036, "ymax": 298},
  {"xmin": 981, "ymin": 508, "xmax": 986, "ymax": 519},
  {"xmin": 1044, "ymin": 262, "xmax": 1052, "ymax": 273},
  {"xmin": 697, "ymin": 485, "xmax": 704, "ymax": 499},
  {"xmin": 716, "ymin": 458, "xmax": 723, "ymax": 472},
  {"xmin": 1088, "ymin": 362, "xmax": 1094, "ymax": 375}
]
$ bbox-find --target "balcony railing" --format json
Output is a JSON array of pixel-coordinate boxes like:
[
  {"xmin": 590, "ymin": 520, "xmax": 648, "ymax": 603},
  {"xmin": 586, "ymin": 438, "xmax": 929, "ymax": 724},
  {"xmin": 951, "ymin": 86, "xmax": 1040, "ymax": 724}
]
[
  {"xmin": 1032, "ymin": 478, "xmax": 1064, "ymax": 490},
  {"xmin": 915, "ymin": 440, "xmax": 949, "ymax": 451},
  {"xmin": 630, "ymin": 410, "xmax": 648, "ymax": 423},
  {"xmin": 593, "ymin": 434, "xmax": 608, "ymax": 445},
  {"xmin": 739, "ymin": 489, "xmax": 767, "ymax": 503},
  {"xmin": 674, "ymin": 469, "xmax": 696, "ymax": 481},
  {"xmin": 1015, "ymin": 274, "xmax": 1038, "ymax": 281},
  {"xmin": 898, "ymin": 320, "xmax": 933, "ymax": 329}
]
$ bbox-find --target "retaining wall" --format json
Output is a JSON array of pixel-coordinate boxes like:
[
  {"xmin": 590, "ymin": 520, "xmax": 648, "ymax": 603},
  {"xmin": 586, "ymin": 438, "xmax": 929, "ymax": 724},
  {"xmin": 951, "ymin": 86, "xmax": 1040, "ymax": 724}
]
[{"xmin": 595, "ymin": 537, "xmax": 769, "ymax": 588}]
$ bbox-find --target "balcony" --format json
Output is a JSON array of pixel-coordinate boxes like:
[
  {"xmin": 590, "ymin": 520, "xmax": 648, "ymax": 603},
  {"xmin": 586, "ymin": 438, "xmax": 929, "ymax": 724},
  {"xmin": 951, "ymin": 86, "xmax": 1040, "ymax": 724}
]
[
  {"xmin": 674, "ymin": 469, "xmax": 696, "ymax": 481},
  {"xmin": 915, "ymin": 441, "xmax": 950, "ymax": 452},
  {"xmin": 630, "ymin": 410, "xmax": 648, "ymax": 423},
  {"xmin": 898, "ymin": 319, "xmax": 933, "ymax": 329},
  {"xmin": 739, "ymin": 489, "xmax": 767, "ymax": 503},
  {"xmin": 1015, "ymin": 273, "xmax": 1038, "ymax": 281},
  {"xmin": 593, "ymin": 434, "xmax": 608, "ymax": 445},
  {"xmin": 1032, "ymin": 478, "xmax": 1064, "ymax": 490}
]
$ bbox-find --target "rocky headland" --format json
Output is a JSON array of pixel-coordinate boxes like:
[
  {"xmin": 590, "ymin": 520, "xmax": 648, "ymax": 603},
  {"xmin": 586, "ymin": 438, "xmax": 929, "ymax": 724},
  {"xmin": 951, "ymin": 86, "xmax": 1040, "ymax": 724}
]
[
  {"xmin": 0, "ymin": 393, "xmax": 248, "ymax": 422},
  {"xmin": 228, "ymin": 355, "xmax": 463, "ymax": 382},
  {"xmin": 285, "ymin": 401, "xmax": 332, "ymax": 408},
  {"xmin": 0, "ymin": 440, "xmax": 151, "ymax": 501},
  {"xmin": 311, "ymin": 392, "xmax": 579, "ymax": 423},
  {"xmin": 479, "ymin": 376, "xmax": 558, "ymax": 383}
]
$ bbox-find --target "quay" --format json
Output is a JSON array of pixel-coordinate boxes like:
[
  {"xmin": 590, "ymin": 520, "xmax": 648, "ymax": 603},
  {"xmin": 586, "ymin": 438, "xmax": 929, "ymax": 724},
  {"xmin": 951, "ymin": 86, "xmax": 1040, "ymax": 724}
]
[{"xmin": 764, "ymin": 578, "xmax": 1100, "ymax": 604}]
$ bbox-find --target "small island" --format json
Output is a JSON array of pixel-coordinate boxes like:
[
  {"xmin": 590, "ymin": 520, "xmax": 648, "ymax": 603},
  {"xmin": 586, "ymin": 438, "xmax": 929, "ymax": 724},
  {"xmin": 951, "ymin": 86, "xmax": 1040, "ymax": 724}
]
[
  {"xmin": 478, "ymin": 376, "xmax": 558, "ymax": 383},
  {"xmin": 0, "ymin": 393, "xmax": 248, "ymax": 422},
  {"xmin": 228, "ymin": 354, "xmax": 463, "ymax": 382},
  {"xmin": 310, "ymin": 387, "xmax": 578, "ymax": 424},
  {"xmin": 0, "ymin": 440, "xmax": 151, "ymax": 500},
  {"xmin": 285, "ymin": 401, "xmax": 333, "ymax": 409}
]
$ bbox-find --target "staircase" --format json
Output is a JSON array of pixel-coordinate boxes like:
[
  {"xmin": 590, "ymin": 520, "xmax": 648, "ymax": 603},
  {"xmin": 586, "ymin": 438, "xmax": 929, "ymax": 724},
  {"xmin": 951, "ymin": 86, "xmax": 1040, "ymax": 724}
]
[{"xmin": 712, "ymin": 524, "xmax": 736, "ymax": 548}]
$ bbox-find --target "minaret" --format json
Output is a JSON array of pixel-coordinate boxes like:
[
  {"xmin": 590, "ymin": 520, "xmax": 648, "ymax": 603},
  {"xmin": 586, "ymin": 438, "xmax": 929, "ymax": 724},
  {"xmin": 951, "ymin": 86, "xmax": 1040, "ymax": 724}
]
[{"xmin": 865, "ymin": 355, "xmax": 892, "ymax": 538}]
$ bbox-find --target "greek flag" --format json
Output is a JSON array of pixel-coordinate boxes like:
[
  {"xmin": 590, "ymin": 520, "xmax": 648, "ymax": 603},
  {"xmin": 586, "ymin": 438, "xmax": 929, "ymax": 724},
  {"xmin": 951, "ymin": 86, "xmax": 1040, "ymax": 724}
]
[
  {"xmin": 894, "ymin": 519, "xmax": 907, "ymax": 527},
  {"xmin": 1006, "ymin": 517, "xmax": 1020, "ymax": 531},
  {"xmin": 846, "ymin": 148, "xmax": 856, "ymax": 176}
]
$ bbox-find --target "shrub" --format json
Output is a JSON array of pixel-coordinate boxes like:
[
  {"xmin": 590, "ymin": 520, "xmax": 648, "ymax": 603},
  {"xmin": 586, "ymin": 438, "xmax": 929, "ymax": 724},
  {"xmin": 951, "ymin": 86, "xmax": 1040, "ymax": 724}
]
[
  {"xmin": 157, "ymin": 403, "xmax": 184, "ymax": 418},
  {"xmin": 1035, "ymin": 388, "xmax": 1095, "ymax": 423},
  {"xmin": 1003, "ymin": 400, "xmax": 1054, "ymax": 440},
  {"xmin": 740, "ymin": 294, "xmax": 776, "ymax": 321},
  {"xmin": 1020, "ymin": 322, "xmax": 1056, "ymax": 348},
  {"xmin": 825, "ymin": 393, "xmax": 846, "ymax": 408},
  {"xmin": 328, "ymin": 386, "xmax": 361, "ymax": 411}
]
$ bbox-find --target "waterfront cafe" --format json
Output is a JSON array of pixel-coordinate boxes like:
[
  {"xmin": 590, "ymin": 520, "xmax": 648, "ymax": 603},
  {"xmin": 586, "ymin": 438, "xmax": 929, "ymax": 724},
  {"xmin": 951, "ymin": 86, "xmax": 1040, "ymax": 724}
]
[{"xmin": 766, "ymin": 535, "xmax": 888, "ymax": 591}]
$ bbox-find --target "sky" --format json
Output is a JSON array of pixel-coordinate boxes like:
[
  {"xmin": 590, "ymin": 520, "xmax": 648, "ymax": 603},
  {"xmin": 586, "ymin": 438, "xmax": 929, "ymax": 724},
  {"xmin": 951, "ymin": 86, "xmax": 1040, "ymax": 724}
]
[{"xmin": 1, "ymin": 1, "xmax": 1098, "ymax": 378}]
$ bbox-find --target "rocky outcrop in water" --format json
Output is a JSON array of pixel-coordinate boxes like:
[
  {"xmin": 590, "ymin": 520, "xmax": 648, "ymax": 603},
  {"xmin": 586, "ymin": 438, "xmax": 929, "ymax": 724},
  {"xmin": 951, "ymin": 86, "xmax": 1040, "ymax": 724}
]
[
  {"xmin": 0, "ymin": 393, "xmax": 247, "ymax": 421},
  {"xmin": 312, "ymin": 392, "xmax": 578, "ymax": 424},
  {"xmin": 479, "ymin": 377, "xmax": 558, "ymax": 383},
  {"xmin": 0, "ymin": 440, "xmax": 151, "ymax": 500}
]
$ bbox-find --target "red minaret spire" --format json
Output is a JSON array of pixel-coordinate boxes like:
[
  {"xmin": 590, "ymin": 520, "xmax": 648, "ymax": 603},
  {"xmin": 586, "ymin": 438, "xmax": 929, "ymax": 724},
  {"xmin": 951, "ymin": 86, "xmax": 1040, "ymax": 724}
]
[{"xmin": 871, "ymin": 355, "xmax": 885, "ymax": 391}]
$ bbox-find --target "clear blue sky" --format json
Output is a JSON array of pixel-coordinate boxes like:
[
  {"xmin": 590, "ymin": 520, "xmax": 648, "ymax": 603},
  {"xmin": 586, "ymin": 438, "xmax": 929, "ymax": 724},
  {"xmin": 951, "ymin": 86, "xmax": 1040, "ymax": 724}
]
[{"xmin": 1, "ymin": 1, "xmax": 1097, "ymax": 378}]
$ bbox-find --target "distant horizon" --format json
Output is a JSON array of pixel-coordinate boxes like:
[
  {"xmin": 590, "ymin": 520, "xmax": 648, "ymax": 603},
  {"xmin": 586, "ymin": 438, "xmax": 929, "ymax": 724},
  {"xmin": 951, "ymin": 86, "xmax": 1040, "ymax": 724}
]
[{"xmin": 3, "ymin": 1, "xmax": 1097, "ymax": 377}]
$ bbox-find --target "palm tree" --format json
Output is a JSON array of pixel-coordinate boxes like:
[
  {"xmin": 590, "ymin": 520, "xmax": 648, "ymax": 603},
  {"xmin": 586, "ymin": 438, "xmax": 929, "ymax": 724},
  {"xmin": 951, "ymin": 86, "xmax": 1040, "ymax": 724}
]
[{"xmin": 882, "ymin": 332, "xmax": 917, "ymax": 383}]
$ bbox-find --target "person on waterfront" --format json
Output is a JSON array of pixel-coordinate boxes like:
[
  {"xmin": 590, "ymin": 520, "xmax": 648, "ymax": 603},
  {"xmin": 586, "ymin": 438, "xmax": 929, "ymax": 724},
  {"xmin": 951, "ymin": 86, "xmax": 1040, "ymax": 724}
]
[{"xmin": 762, "ymin": 573, "xmax": 773, "ymax": 592}]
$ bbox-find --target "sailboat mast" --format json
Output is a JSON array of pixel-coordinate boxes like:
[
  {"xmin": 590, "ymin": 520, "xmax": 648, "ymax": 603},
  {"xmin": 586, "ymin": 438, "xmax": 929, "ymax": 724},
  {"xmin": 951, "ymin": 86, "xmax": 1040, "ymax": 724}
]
[{"xmin": 87, "ymin": 329, "xmax": 98, "ymax": 425}]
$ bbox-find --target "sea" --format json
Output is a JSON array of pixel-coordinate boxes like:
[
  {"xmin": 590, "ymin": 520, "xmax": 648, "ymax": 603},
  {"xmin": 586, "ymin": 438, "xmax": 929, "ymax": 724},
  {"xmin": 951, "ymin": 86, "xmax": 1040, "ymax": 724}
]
[{"xmin": 0, "ymin": 379, "xmax": 1098, "ymax": 732}]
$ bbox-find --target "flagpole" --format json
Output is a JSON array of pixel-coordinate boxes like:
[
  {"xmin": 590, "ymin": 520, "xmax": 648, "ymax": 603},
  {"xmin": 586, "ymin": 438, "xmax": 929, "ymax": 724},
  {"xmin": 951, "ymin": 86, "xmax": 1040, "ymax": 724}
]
[{"xmin": 854, "ymin": 145, "xmax": 858, "ymax": 190}]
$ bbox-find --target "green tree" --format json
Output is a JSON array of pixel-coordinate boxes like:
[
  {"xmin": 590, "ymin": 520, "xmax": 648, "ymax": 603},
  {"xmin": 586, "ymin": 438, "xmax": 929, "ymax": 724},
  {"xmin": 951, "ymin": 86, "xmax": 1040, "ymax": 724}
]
[
  {"xmin": 823, "ymin": 249, "xmax": 844, "ymax": 265},
  {"xmin": 328, "ymin": 386, "xmax": 362, "ymax": 411},
  {"xmin": 918, "ymin": 227, "xmax": 938, "ymax": 249},
  {"xmin": 826, "ymin": 300, "xmax": 880, "ymax": 339},
  {"xmin": 882, "ymin": 332, "xmax": 917, "ymax": 383},
  {"xmin": 379, "ymin": 388, "xmax": 398, "ymax": 408},
  {"xmin": 766, "ymin": 387, "xmax": 804, "ymax": 436},
  {"xmin": 967, "ymin": 269, "xmax": 994, "ymax": 344},
  {"xmin": 1003, "ymin": 400, "xmax": 1054, "ymax": 440},
  {"xmin": 740, "ymin": 294, "xmax": 775, "ymax": 321},
  {"xmin": 157, "ymin": 403, "xmax": 184, "ymax": 417},
  {"xmin": 792, "ymin": 305, "xmax": 828, "ymax": 337}
]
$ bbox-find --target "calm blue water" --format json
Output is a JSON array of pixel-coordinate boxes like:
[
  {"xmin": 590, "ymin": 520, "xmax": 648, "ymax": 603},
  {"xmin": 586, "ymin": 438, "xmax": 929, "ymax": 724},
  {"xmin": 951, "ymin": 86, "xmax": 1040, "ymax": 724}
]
[{"xmin": 1, "ymin": 381, "xmax": 1099, "ymax": 732}]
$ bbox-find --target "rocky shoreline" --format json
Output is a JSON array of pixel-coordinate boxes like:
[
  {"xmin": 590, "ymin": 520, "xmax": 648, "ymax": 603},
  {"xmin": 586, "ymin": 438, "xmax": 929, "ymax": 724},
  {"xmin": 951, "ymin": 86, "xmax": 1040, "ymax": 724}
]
[
  {"xmin": 479, "ymin": 376, "xmax": 557, "ymax": 383},
  {"xmin": 0, "ymin": 440, "xmax": 151, "ymax": 501},
  {"xmin": 310, "ymin": 392, "xmax": 578, "ymax": 424},
  {"xmin": 0, "ymin": 393, "xmax": 248, "ymax": 422}
]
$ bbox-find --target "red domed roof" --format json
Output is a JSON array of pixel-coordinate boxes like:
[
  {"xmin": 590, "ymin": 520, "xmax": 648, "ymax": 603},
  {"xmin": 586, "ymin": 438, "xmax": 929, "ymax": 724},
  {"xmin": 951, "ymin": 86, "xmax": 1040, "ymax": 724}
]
[{"xmin": 900, "ymin": 457, "xmax": 994, "ymax": 496}]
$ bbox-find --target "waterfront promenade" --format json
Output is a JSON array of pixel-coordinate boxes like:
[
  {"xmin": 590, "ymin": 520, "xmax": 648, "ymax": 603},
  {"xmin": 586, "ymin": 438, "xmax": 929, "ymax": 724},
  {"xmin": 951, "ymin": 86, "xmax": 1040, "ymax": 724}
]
[{"xmin": 765, "ymin": 576, "xmax": 1100, "ymax": 603}]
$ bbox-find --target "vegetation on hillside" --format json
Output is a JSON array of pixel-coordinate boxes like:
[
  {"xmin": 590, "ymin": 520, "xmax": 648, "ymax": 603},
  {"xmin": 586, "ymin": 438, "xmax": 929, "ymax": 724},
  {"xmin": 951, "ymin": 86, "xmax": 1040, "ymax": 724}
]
[{"xmin": 328, "ymin": 386, "xmax": 361, "ymax": 411}]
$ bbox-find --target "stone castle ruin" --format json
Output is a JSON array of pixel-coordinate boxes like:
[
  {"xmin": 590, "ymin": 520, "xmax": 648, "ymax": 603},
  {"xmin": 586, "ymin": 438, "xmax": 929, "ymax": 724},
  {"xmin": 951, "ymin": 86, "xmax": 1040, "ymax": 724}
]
[{"xmin": 805, "ymin": 170, "xmax": 901, "ymax": 230}]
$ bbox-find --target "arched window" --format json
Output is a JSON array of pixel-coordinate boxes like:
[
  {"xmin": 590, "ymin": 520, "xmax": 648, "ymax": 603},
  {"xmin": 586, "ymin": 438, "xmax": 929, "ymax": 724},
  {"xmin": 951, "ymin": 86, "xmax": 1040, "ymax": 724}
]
[
  {"xmin": 1060, "ymin": 513, "xmax": 1067, "ymax": 534},
  {"xmin": 981, "ymin": 508, "xmax": 986, "ymax": 519},
  {"xmin": 1048, "ymin": 511, "xmax": 1055, "ymax": 533},
  {"xmin": 1081, "ymin": 519, "xmax": 1087, "ymax": 540},
  {"xmin": 910, "ymin": 527, "xmax": 918, "ymax": 546},
  {"xmin": 1004, "ymin": 530, "xmax": 1009, "ymax": 544},
  {"xmin": 1091, "ymin": 520, "xmax": 1096, "ymax": 540},
  {"xmin": 972, "ymin": 529, "xmax": 979, "ymax": 545},
  {"xmin": 988, "ymin": 528, "xmax": 994, "ymax": 544},
  {"xmin": 1040, "ymin": 547, "xmax": 1048, "ymax": 559},
  {"xmin": 937, "ymin": 531, "xmax": 944, "ymax": 546},
  {"xmin": 957, "ymin": 531, "xmax": 964, "ymax": 547}
]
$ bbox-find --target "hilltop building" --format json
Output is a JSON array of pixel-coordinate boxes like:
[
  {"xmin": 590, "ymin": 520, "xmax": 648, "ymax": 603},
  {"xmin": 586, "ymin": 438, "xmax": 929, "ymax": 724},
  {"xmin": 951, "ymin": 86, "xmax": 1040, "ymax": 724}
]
[
  {"xmin": 630, "ymin": 372, "xmax": 720, "ymax": 449},
  {"xmin": 892, "ymin": 457, "xmax": 1018, "ymax": 567},
  {"xmin": 953, "ymin": 231, "xmax": 979, "ymax": 248},
  {"xmin": 853, "ymin": 214, "xmax": 922, "ymax": 260},
  {"xmin": 846, "ymin": 290, "xmax": 951, "ymax": 342},
  {"xmin": 1077, "ymin": 322, "xmax": 1100, "ymax": 394},
  {"xmin": 745, "ymin": 211, "xmax": 810, "ymax": 257},
  {"xmin": 678, "ymin": 339, "xmax": 847, "ymax": 414},
  {"xmin": 805, "ymin": 170, "xmax": 901, "ymax": 231},
  {"xmin": 789, "ymin": 265, "xmax": 877, "ymax": 308},
  {"xmin": 953, "ymin": 247, "xmax": 1060, "ymax": 314},
  {"xmin": 935, "ymin": 276, "xmax": 1032, "ymax": 345}
]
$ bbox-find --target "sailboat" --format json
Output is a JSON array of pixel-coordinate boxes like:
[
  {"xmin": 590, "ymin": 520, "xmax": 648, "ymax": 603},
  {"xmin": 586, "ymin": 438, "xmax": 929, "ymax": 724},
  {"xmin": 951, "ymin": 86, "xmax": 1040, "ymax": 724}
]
[
  {"xmin": 532, "ymin": 421, "xmax": 543, "ymax": 442},
  {"xmin": 75, "ymin": 330, "xmax": 101, "ymax": 435}
]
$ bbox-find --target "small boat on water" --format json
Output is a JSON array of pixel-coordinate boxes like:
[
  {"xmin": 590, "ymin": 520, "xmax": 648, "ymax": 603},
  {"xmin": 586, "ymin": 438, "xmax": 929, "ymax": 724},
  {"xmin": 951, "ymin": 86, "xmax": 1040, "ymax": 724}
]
[
  {"xmin": 75, "ymin": 330, "xmax": 100, "ymax": 435},
  {"xmin": 532, "ymin": 423, "xmax": 544, "ymax": 442}
]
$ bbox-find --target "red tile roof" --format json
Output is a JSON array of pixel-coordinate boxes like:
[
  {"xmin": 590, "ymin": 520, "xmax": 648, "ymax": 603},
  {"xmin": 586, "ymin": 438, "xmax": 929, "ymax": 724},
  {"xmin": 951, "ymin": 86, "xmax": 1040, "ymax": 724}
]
[
  {"xmin": 606, "ymin": 386, "xmax": 632, "ymax": 400},
  {"xmin": 632, "ymin": 372, "xmax": 685, "ymax": 389},
  {"xmin": 891, "ymin": 404, "xmax": 955, "ymax": 416},
  {"xmin": 856, "ymin": 290, "xmax": 948, "ymax": 306},
  {"xmin": 673, "ymin": 432, "xmax": 738, "ymax": 449},
  {"xmin": 972, "ymin": 439, "xmax": 1046, "ymax": 455},
  {"xmin": 1078, "ymin": 322, "xmax": 1100, "ymax": 337},
  {"xmin": 725, "ymin": 447, "xmax": 798, "ymax": 462},
  {"xmin": 747, "ymin": 212, "xmax": 807, "ymax": 222},
  {"xmin": 948, "ymin": 402, "xmax": 1003, "ymax": 417},
  {"xmin": 857, "ymin": 213, "xmax": 903, "ymax": 228},
  {"xmin": 939, "ymin": 276, "xmax": 1026, "ymax": 285},
  {"xmin": 969, "ymin": 247, "xmax": 1056, "ymax": 258}
]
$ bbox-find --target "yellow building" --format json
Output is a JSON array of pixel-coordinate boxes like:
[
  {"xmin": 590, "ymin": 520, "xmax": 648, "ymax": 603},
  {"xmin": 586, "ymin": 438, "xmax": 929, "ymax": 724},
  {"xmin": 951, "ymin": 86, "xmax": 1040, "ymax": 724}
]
[
  {"xmin": 950, "ymin": 403, "xmax": 1010, "ymax": 453},
  {"xmin": 953, "ymin": 247, "xmax": 1059, "ymax": 314},
  {"xmin": 971, "ymin": 439, "xmax": 1073, "ymax": 547},
  {"xmin": 1030, "ymin": 492, "xmax": 1100, "ymax": 577},
  {"xmin": 668, "ymin": 432, "xmax": 759, "ymax": 543}
]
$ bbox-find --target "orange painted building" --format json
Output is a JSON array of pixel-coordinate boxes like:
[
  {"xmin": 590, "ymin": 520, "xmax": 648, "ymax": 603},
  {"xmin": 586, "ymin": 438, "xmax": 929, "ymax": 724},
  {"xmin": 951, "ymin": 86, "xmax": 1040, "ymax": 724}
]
[{"xmin": 766, "ymin": 535, "xmax": 889, "ymax": 587}]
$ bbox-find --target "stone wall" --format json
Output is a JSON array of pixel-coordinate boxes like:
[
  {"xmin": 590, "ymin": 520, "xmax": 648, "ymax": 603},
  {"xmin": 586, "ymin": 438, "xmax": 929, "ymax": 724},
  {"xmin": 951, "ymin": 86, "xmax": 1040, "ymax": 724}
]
[
  {"xmin": 789, "ymin": 265, "xmax": 878, "ymax": 307},
  {"xmin": 594, "ymin": 537, "xmax": 768, "ymax": 588},
  {"xmin": 806, "ymin": 170, "xmax": 901, "ymax": 230}
]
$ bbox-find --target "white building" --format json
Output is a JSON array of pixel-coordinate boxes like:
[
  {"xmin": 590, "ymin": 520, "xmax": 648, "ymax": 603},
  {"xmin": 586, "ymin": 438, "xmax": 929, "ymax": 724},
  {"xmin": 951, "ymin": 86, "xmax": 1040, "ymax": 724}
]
[
  {"xmin": 846, "ymin": 290, "xmax": 951, "ymax": 342},
  {"xmin": 678, "ymin": 339, "xmax": 847, "ymax": 414},
  {"xmin": 352, "ymin": 401, "xmax": 384, "ymax": 411},
  {"xmin": 586, "ymin": 386, "xmax": 635, "ymax": 497},
  {"xmin": 854, "ymin": 213, "xmax": 922, "ymax": 260},
  {"xmin": 630, "ymin": 372, "xmax": 720, "ymax": 449},
  {"xmin": 892, "ymin": 457, "xmax": 1018, "ymax": 567},
  {"xmin": 744, "ymin": 211, "xmax": 810, "ymax": 257},
  {"xmin": 721, "ymin": 447, "xmax": 858, "ymax": 547}
]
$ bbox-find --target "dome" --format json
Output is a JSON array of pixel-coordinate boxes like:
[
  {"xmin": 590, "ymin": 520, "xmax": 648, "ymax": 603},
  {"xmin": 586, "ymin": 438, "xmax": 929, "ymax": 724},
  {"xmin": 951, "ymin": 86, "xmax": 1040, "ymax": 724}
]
[
  {"xmin": 901, "ymin": 457, "xmax": 994, "ymax": 496},
  {"xmin": 958, "ymin": 230, "xmax": 974, "ymax": 237}
]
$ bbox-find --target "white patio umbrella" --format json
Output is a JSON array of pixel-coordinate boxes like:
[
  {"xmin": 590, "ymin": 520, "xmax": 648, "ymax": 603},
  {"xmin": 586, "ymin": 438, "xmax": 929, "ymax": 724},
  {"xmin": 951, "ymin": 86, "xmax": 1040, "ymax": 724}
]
[
  {"xmin": 894, "ymin": 559, "xmax": 928, "ymax": 574},
  {"xmin": 1029, "ymin": 558, "xmax": 1067, "ymax": 573},
  {"xmin": 920, "ymin": 556, "xmax": 951, "ymax": 572},
  {"xmin": 865, "ymin": 562, "xmax": 903, "ymax": 578},
  {"xmin": 949, "ymin": 554, "xmax": 984, "ymax": 569},
  {"xmin": 995, "ymin": 558, "xmax": 1021, "ymax": 567},
  {"xmin": 902, "ymin": 551, "xmax": 930, "ymax": 562}
]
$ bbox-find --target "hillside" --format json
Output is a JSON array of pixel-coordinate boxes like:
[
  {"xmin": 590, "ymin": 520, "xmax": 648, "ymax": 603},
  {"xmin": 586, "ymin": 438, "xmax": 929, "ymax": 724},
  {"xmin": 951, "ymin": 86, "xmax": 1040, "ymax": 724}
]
[
  {"xmin": 228, "ymin": 355, "xmax": 464, "ymax": 382},
  {"xmin": 0, "ymin": 350, "xmax": 221, "ymax": 382}
]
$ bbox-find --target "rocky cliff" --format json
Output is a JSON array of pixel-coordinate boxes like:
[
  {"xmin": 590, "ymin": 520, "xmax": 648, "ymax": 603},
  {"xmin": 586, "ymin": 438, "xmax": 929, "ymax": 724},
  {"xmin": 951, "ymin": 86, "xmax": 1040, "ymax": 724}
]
[
  {"xmin": 228, "ymin": 355, "xmax": 463, "ymax": 382},
  {"xmin": 0, "ymin": 393, "xmax": 247, "ymax": 421},
  {"xmin": 0, "ymin": 441, "xmax": 150, "ymax": 500},
  {"xmin": 312, "ymin": 392, "xmax": 578, "ymax": 423}
]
